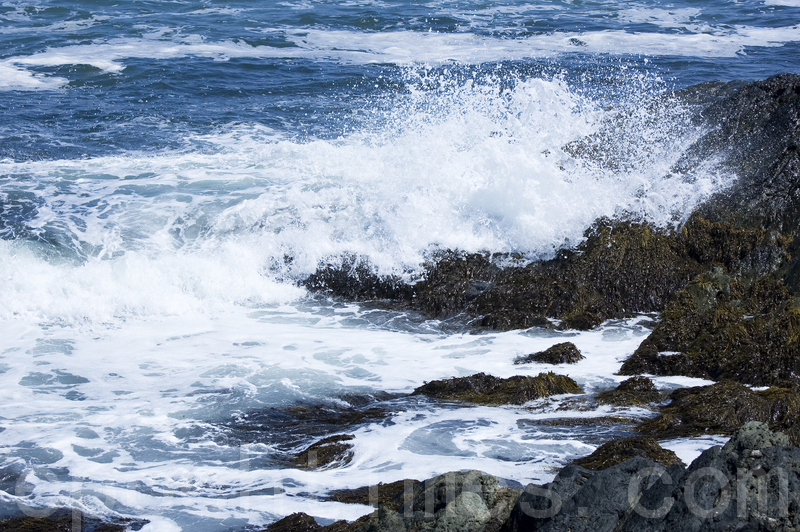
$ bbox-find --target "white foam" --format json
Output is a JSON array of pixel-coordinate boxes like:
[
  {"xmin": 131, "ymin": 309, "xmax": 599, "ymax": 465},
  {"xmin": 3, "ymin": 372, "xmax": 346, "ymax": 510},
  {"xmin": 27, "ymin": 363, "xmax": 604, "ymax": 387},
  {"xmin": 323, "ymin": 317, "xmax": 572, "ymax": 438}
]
[
  {"xmin": 4, "ymin": 22, "xmax": 798, "ymax": 84},
  {"xmin": 0, "ymin": 61, "xmax": 67, "ymax": 90}
]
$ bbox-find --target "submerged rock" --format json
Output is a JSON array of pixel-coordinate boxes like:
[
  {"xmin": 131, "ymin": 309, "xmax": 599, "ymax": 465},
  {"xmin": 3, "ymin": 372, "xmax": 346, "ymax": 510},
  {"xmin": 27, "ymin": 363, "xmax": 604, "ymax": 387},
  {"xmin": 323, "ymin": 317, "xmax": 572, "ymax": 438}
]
[
  {"xmin": 571, "ymin": 436, "xmax": 684, "ymax": 471},
  {"xmin": 292, "ymin": 434, "xmax": 355, "ymax": 470},
  {"xmin": 635, "ymin": 381, "xmax": 800, "ymax": 445},
  {"xmin": 595, "ymin": 376, "xmax": 662, "ymax": 406},
  {"xmin": 514, "ymin": 342, "xmax": 584, "ymax": 365},
  {"xmin": 411, "ymin": 372, "xmax": 583, "ymax": 406}
]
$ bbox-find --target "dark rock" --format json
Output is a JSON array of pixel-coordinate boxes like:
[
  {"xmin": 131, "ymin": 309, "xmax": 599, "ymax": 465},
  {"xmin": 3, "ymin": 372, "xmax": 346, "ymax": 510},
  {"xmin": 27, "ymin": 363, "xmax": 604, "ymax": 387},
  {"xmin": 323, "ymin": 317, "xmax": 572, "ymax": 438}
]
[
  {"xmin": 596, "ymin": 376, "xmax": 662, "ymax": 406},
  {"xmin": 412, "ymin": 252, "xmax": 501, "ymax": 318},
  {"xmin": 293, "ymin": 434, "xmax": 355, "ymax": 470},
  {"xmin": 571, "ymin": 436, "xmax": 684, "ymax": 471},
  {"xmin": 636, "ymin": 381, "xmax": 800, "ymax": 445},
  {"xmin": 351, "ymin": 470, "xmax": 522, "ymax": 532},
  {"xmin": 326, "ymin": 480, "xmax": 422, "ymax": 511},
  {"xmin": 263, "ymin": 513, "xmax": 325, "ymax": 532},
  {"xmin": 473, "ymin": 219, "xmax": 698, "ymax": 331},
  {"xmin": 301, "ymin": 254, "xmax": 415, "ymax": 302},
  {"xmin": 218, "ymin": 400, "xmax": 391, "ymax": 449},
  {"xmin": 411, "ymin": 372, "xmax": 583, "ymax": 406},
  {"xmin": 515, "ymin": 342, "xmax": 584, "ymax": 365},
  {"xmin": 0, "ymin": 510, "xmax": 146, "ymax": 532},
  {"xmin": 617, "ymin": 422, "xmax": 800, "ymax": 532},
  {"xmin": 504, "ymin": 457, "xmax": 666, "ymax": 532},
  {"xmin": 262, "ymin": 512, "xmax": 351, "ymax": 532}
]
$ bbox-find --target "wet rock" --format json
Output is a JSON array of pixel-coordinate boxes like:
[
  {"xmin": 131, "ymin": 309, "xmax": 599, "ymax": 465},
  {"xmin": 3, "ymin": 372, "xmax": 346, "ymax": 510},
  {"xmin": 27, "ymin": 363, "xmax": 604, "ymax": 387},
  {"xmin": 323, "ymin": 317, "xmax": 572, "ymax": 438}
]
[
  {"xmin": 635, "ymin": 381, "xmax": 800, "ymax": 445},
  {"xmin": 503, "ymin": 456, "xmax": 665, "ymax": 532},
  {"xmin": 0, "ymin": 510, "xmax": 147, "ymax": 532},
  {"xmin": 302, "ymin": 254, "xmax": 415, "ymax": 302},
  {"xmin": 219, "ymin": 400, "xmax": 391, "ymax": 448},
  {"xmin": 412, "ymin": 252, "xmax": 502, "ymax": 318},
  {"xmin": 473, "ymin": 220, "xmax": 698, "ymax": 331},
  {"xmin": 514, "ymin": 342, "xmax": 584, "ymax": 365},
  {"xmin": 351, "ymin": 470, "xmax": 522, "ymax": 532},
  {"xmin": 595, "ymin": 376, "xmax": 662, "ymax": 406},
  {"xmin": 571, "ymin": 436, "xmax": 684, "ymax": 471},
  {"xmin": 263, "ymin": 512, "xmax": 349, "ymax": 532},
  {"xmin": 619, "ymin": 267, "xmax": 800, "ymax": 387},
  {"xmin": 293, "ymin": 434, "xmax": 355, "ymax": 470},
  {"xmin": 411, "ymin": 372, "xmax": 583, "ymax": 406},
  {"xmin": 617, "ymin": 422, "xmax": 800, "ymax": 532},
  {"xmin": 326, "ymin": 479, "xmax": 422, "ymax": 511}
]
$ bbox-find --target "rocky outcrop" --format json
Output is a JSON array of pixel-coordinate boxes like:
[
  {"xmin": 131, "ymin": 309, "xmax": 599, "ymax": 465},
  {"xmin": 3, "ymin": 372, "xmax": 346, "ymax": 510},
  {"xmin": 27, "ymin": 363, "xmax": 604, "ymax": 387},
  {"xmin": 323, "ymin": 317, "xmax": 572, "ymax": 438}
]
[
  {"xmin": 595, "ymin": 376, "xmax": 662, "ymax": 407},
  {"xmin": 618, "ymin": 422, "xmax": 800, "ymax": 532},
  {"xmin": 502, "ymin": 423, "xmax": 800, "ymax": 532},
  {"xmin": 635, "ymin": 381, "xmax": 800, "ymax": 446},
  {"xmin": 265, "ymin": 425, "xmax": 800, "ymax": 532},
  {"xmin": 411, "ymin": 372, "xmax": 583, "ymax": 406},
  {"xmin": 514, "ymin": 342, "xmax": 585, "ymax": 365},
  {"xmin": 349, "ymin": 470, "xmax": 522, "ymax": 532},
  {"xmin": 571, "ymin": 436, "xmax": 684, "ymax": 471}
]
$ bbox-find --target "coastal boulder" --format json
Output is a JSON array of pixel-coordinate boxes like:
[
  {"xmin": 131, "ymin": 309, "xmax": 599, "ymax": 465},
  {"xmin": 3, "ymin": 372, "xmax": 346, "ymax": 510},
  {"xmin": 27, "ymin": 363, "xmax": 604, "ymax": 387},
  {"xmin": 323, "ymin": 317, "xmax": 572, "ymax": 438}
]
[
  {"xmin": 514, "ymin": 342, "xmax": 584, "ymax": 365},
  {"xmin": 411, "ymin": 372, "xmax": 583, "ymax": 406},
  {"xmin": 595, "ymin": 376, "xmax": 662, "ymax": 407}
]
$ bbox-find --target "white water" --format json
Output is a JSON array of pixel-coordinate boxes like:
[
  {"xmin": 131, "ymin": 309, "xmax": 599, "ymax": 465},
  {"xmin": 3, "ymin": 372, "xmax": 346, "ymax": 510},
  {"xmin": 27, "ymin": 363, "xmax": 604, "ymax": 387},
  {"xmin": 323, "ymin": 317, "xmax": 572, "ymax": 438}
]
[{"xmin": 0, "ymin": 73, "xmax": 734, "ymax": 530}]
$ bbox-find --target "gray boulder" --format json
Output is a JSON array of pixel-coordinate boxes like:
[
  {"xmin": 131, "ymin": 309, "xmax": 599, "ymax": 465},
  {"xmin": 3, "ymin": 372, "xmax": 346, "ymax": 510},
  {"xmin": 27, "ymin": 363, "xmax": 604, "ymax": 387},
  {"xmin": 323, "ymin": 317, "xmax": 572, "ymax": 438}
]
[{"xmin": 352, "ymin": 470, "xmax": 522, "ymax": 532}]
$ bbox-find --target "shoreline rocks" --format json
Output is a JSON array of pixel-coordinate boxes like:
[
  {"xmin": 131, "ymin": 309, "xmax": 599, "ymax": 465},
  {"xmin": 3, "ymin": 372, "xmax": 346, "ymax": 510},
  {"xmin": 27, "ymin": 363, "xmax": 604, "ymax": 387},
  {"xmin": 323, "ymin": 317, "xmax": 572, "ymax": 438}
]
[
  {"xmin": 278, "ymin": 74, "xmax": 800, "ymax": 532},
  {"xmin": 267, "ymin": 423, "xmax": 800, "ymax": 532}
]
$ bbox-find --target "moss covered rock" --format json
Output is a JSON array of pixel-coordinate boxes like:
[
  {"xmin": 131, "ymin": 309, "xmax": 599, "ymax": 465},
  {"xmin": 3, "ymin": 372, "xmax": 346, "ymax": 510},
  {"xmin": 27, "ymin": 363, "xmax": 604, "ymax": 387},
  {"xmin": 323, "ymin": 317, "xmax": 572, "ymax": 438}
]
[
  {"xmin": 411, "ymin": 372, "xmax": 583, "ymax": 406},
  {"xmin": 326, "ymin": 479, "xmax": 422, "ymax": 511},
  {"xmin": 595, "ymin": 376, "xmax": 662, "ymax": 406},
  {"xmin": 571, "ymin": 436, "xmax": 684, "ymax": 471},
  {"xmin": 514, "ymin": 342, "xmax": 584, "ymax": 365},
  {"xmin": 620, "ymin": 268, "xmax": 800, "ymax": 387},
  {"xmin": 636, "ymin": 381, "xmax": 800, "ymax": 445}
]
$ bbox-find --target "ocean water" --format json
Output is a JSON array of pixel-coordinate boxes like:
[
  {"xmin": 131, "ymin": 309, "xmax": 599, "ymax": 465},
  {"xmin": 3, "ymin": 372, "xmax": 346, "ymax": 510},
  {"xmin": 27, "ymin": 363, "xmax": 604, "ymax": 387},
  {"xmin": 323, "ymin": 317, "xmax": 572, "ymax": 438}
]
[{"xmin": 1, "ymin": 1, "xmax": 798, "ymax": 530}]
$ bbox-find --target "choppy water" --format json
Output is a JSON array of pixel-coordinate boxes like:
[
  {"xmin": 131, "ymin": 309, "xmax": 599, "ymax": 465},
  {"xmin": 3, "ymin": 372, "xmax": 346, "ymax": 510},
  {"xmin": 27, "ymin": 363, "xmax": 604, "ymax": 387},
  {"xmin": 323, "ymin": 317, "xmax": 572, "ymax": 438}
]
[{"xmin": 1, "ymin": 1, "xmax": 797, "ymax": 530}]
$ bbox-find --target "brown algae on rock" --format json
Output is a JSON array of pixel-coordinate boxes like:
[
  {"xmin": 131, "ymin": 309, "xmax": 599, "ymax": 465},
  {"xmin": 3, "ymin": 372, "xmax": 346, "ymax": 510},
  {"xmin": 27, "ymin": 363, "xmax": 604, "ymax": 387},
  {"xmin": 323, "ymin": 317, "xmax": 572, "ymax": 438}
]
[
  {"xmin": 411, "ymin": 372, "xmax": 583, "ymax": 406},
  {"xmin": 571, "ymin": 436, "xmax": 684, "ymax": 471},
  {"xmin": 514, "ymin": 342, "xmax": 584, "ymax": 365}
]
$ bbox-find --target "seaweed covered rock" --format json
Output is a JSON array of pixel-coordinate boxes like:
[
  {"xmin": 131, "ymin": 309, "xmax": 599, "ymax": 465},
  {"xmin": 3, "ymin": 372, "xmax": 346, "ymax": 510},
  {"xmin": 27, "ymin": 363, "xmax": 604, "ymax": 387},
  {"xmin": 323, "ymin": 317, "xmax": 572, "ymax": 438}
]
[
  {"xmin": 636, "ymin": 381, "xmax": 800, "ymax": 445},
  {"xmin": 514, "ymin": 342, "xmax": 584, "ymax": 365},
  {"xmin": 302, "ymin": 254, "xmax": 415, "ymax": 302},
  {"xmin": 411, "ymin": 372, "xmax": 583, "ymax": 406},
  {"xmin": 263, "ymin": 513, "xmax": 349, "ymax": 532},
  {"xmin": 571, "ymin": 436, "xmax": 684, "ymax": 471},
  {"xmin": 411, "ymin": 252, "xmax": 502, "ymax": 318},
  {"xmin": 326, "ymin": 480, "xmax": 422, "ymax": 511},
  {"xmin": 620, "ymin": 267, "xmax": 800, "ymax": 387},
  {"xmin": 595, "ymin": 376, "xmax": 662, "ymax": 406},
  {"xmin": 474, "ymin": 220, "xmax": 699, "ymax": 330},
  {"xmin": 0, "ymin": 510, "xmax": 145, "ymax": 532}
]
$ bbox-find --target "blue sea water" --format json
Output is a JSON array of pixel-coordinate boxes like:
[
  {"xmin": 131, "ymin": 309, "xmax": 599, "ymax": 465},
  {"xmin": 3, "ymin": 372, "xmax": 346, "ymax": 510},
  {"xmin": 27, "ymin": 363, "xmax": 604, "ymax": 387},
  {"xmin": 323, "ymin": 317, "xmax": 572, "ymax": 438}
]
[{"xmin": 0, "ymin": 1, "xmax": 798, "ymax": 530}]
